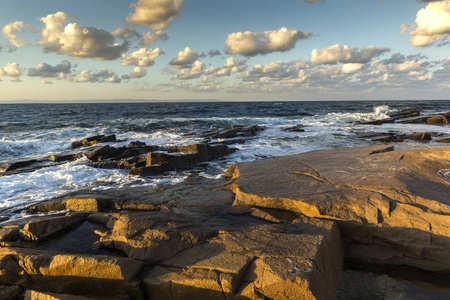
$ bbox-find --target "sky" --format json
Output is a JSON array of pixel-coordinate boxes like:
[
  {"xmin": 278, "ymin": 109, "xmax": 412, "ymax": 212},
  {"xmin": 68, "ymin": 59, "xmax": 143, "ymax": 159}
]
[{"xmin": 0, "ymin": 0, "xmax": 450, "ymax": 102}]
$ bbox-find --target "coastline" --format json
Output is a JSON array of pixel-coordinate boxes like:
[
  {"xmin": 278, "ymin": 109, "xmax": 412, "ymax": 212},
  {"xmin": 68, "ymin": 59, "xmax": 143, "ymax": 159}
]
[{"xmin": 1, "ymin": 144, "xmax": 449, "ymax": 299}]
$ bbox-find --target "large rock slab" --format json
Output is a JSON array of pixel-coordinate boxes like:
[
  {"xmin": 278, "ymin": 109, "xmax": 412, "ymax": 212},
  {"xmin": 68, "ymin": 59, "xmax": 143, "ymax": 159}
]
[
  {"xmin": 227, "ymin": 145, "xmax": 450, "ymax": 271},
  {"xmin": 142, "ymin": 217, "xmax": 343, "ymax": 300}
]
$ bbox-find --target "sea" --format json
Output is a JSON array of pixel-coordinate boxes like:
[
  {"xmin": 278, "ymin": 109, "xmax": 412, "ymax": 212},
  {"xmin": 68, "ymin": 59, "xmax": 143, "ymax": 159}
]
[
  {"xmin": 1, "ymin": 99, "xmax": 450, "ymax": 299},
  {"xmin": 1, "ymin": 100, "xmax": 449, "ymax": 219}
]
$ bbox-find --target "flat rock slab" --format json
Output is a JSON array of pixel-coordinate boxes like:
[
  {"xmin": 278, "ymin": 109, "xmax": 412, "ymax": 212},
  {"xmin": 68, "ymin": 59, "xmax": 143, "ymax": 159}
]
[
  {"xmin": 142, "ymin": 217, "xmax": 343, "ymax": 300},
  {"xmin": 228, "ymin": 145, "xmax": 450, "ymax": 271}
]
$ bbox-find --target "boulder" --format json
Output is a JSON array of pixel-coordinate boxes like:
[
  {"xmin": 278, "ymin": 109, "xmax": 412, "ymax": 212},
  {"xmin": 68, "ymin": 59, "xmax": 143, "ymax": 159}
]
[
  {"xmin": 388, "ymin": 108, "xmax": 420, "ymax": 120},
  {"xmin": 0, "ymin": 226, "xmax": 21, "ymax": 241},
  {"xmin": 427, "ymin": 115, "xmax": 449, "ymax": 125},
  {"xmin": 227, "ymin": 145, "xmax": 450, "ymax": 271}
]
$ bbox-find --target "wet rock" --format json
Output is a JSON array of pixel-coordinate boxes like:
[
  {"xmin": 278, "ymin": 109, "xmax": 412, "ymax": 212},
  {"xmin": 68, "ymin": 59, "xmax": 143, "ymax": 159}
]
[
  {"xmin": 427, "ymin": 115, "xmax": 449, "ymax": 125},
  {"xmin": 130, "ymin": 143, "xmax": 235, "ymax": 176},
  {"xmin": 20, "ymin": 213, "xmax": 88, "ymax": 241},
  {"xmin": 72, "ymin": 135, "xmax": 116, "ymax": 149},
  {"xmin": 127, "ymin": 141, "xmax": 146, "ymax": 147},
  {"xmin": 45, "ymin": 153, "xmax": 84, "ymax": 162},
  {"xmin": 404, "ymin": 132, "xmax": 432, "ymax": 141},
  {"xmin": 283, "ymin": 124, "xmax": 306, "ymax": 132},
  {"xmin": 228, "ymin": 145, "xmax": 450, "ymax": 272},
  {"xmin": 0, "ymin": 159, "xmax": 38, "ymax": 173},
  {"xmin": 388, "ymin": 108, "xmax": 420, "ymax": 120},
  {"xmin": 435, "ymin": 136, "xmax": 450, "ymax": 143}
]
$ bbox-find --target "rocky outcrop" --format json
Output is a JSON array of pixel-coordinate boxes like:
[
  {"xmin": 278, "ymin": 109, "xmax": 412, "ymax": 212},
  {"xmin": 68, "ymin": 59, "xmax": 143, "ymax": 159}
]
[
  {"xmin": 227, "ymin": 145, "xmax": 450, "ymax": 272},
  {"xmin": 72, "ymin": 135, "xmax": 117, "ymax": 148},
  {"xmin": 355, "ymin": 108, "xmax": 450, "ymax": 126}
]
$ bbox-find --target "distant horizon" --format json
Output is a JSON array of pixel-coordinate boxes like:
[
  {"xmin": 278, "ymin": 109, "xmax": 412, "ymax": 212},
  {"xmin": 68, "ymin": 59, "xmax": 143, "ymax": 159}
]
[{"xmin": 1, "ymin": 98, "xmax": 449, "ymax": 104}]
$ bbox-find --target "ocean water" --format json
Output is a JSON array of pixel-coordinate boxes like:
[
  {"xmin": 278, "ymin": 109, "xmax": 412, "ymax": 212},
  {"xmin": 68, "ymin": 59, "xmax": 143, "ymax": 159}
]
[{"xmin": 1, "ymin": 100, "xmax": 449, "ymax": 218}]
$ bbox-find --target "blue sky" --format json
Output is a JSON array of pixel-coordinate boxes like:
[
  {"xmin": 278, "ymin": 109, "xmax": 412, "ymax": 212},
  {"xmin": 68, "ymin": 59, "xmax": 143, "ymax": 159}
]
[{"xmin": 1, "ymin": 0, "xmax": 449, "ymax": 101}]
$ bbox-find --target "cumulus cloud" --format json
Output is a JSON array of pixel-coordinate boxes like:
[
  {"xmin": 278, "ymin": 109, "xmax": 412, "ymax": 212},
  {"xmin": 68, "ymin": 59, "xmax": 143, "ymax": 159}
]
[
  {"xmin": 28, "ymin": 60, "xmax": 71, "ymax": 79},
  {"xmin": 169, "ymin": 47, "xmax": 198, "ymax": 67},
  {"xmin": 408, "ymin": 0, "xmax": 450, "ymax": 48},
  {"xmin": 0, "ymin": 63, "xmax": 23, "ymax": 80},
  {"xmin": 205, "ymin": 57, "xmax": 247, "ymax": 77},
  {"xmin": 225, "ymin": 27, "xmax": 311, "ymax": 56},
  {"xmin": 174, "ymin": 60, "xmax": 204, "ymax": 79},
  {"xmin": 37, "ymin": 12, "xmax": 128, "ymax": 60},
  {"xmin": 310, "ymin": 44, "xmax": 390, "ymax": 65},
  {"xmin": 314, "ymin": 63, "xmax": 364, "ymax": 76},
  {"xmin": 68, "ymin": 68, "xmax": 120, "ymax": 83},
  {"xmin": 111, "ymin": 27, "xmax": 141, "ymax": 39},
  {"xmin": 241, "ymin": 61, "xmax": 306, "ymax": 82},
  {"xmin": 139, "ymin": 30, "xmax": 169, "ymax": 46},
  {"xmin": 127, "ymin": 0, "xmax": 184, "ymax": 30},
  {"xmin": 121, "ymin": 48, "xmax": 164, "ymax": 67},
  {"xmin": 2, "ymin": 21, "xmax": 31, "ymax": 48},
  {"xmin": 122, "ymin": 66, "xmax": 148, "ymax": 79}
]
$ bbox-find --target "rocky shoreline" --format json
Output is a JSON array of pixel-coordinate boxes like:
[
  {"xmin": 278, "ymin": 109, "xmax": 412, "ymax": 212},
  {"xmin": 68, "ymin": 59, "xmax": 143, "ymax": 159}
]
[{"xmin": 0, "ymin": 109, "xmax": 449, "ymax": 299}]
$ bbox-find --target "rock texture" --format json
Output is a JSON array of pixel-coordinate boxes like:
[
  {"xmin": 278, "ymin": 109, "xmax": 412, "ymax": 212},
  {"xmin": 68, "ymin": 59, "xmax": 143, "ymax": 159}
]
[
  {"xmin": 227, "ymin": 145, "xmax": 450, "ymax": 272},
  {"xmin": 1, "ymin": 144, "xmax": 449, "ymax": 299}
]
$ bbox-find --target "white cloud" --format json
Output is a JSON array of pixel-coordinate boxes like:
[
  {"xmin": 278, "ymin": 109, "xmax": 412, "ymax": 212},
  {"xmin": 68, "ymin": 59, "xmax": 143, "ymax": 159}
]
[
  {"xmin": 241, "ymin": 61, "xmax": 306, "ymax": 82},
  {"xmin": 111, "ymin": 27, "xmax": 141, "ymax": 39},
  {"xmin": 169, "ymin": 47, "xmax": 198, "ymax": 67},
  {"xmin": 37, "ymin": 12, "xmax": 128, "ymax": 60},
  {"xmin": 68, "ymin": 68, "xmax": 120, "ymax": 83},
  {"xmin": 225, "ymin": 27, "xmax": 311, "ymax": 56},
  {"xmin": 139, "ymin": 30, "xmax": 169, "ymax": 46},
  {"xmin": 126, "ymin": 0, "xmax": 184, "ymax": 31},
  {"xmin": 121, "ymin": 48, "xmax": 164, "ymax": 67},
  {"xmin": 204, "ymin": 57, "xmax": 247, "ymax": 77},
  {"xmin": 122, "ymin": 66, "xmax": 148, "ymax": 79},
  {"xmin": 174, "ymin": 60, "xmax": 204, "ymax": 80},
  {"xmin": 310, "ymin": 44, "xmax": 390, "ymax": 64},
  {"xmin": 2, "ymin": 21, "xmax": 31, "ymax": 48},
  {"xmin": 28, "ymin": 60, "xmax": 71, "ymax": 79},
  {"xmin": 315, "ymin": 63, "xmax": 364, "ymax": 76},
  {"xmin": 409, "ymin": 0, "xmax": 450, "ymax": 48},
  {"xmin": 0, "ymin": 63, "xmax": 23, "ymax": 79}
]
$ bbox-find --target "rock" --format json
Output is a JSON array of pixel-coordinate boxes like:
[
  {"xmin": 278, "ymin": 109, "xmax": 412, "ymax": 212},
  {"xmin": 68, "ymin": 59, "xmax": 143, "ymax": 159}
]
[
  {"xmin": 0, "ymin": 247, "xmax": 143, "ymax": 298},
  {"xmin": 142, "ymin": 218, "xmax": 343, "ymax": 300},
  {"xmin": 427, "ymin": 115, "xmax": 449, "ymax": 125},
  {"xmin": 394, "ymin": 115, "xmax": 430, "ymax": 124},
  {"xmin": 388, "ymin": 108, "xmax": 420, "ymax": 119},
  {"xmin": 0, "ymin": 285, "xmax": 22, "ymax": 300},
  {"xmin": 227, "ymin": 145, "xmax": 450, "ymax": 271},
  {"xmin": 27, "ymin": 197, "xmax": 111, "ymax": 213},
  {"xmin": 20, "ymin": 213, "xmax": 88, "ymax": 241},
  {"xmin": 130, "ymin": 143, "xmax": 235, "ymax": 176},
  {"xmin": 283, "ymin": 124, "xmax": 306, "ymax": 132},
  {"xmin": 72, "ymin": 135, "xmax": 116, "ymax": 149},
  {"xmin": 217, "ymin": 129, "xmax": 237, "ymax": 139},
  {"xmin": 404, "ymin": 132, "xmax": 432, "ymax": 141},
  {"xmin": 435, "ymin": 137, "xmax": 450, "ymax": 143},
  {"xmin": 0, "ymin": 226, "xmax": 21, "ymax": 241},
  {"xmin": 127, "ymin": 141, "xmax": 146, "ymax": 147},
  {"xmin": 370, "ymin": 135, "xmax": 403, "ymax": 143},
  {"xmin": 45, "ymin": 153, "xmax": 84, "ymax": 162},
  {"xmin": 24, "ymin": 290, "xmax": 131, "ymax": 300},
  {"xmin": 86, "ymin": 145, "xmax": 119, "ymax": 161},
  {"xmin": 0, "ymin": 159, "xmax": 38, "ymax": 173},
  {"xmin": 98, "ymin": 212, "xmax": 216, "ymax": 263}
]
